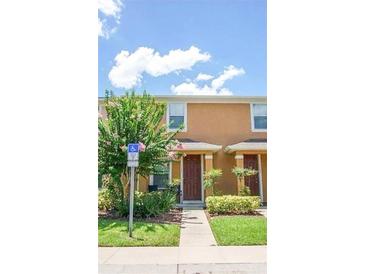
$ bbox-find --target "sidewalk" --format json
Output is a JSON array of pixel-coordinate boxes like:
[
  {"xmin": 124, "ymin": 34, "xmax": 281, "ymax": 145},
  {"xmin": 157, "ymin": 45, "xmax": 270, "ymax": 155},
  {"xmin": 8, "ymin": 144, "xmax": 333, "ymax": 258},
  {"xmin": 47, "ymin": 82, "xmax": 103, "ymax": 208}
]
[
  {"xmin": 99, "ymin": 209, "xmax": 267, "ymax": 273},
  {"xmin": 179, "ymin": 209, "xmax": 217, "ymax": 247},
  {"xmin": 99, "ymin": 246, "xmax": 267, "ymax": 274}
]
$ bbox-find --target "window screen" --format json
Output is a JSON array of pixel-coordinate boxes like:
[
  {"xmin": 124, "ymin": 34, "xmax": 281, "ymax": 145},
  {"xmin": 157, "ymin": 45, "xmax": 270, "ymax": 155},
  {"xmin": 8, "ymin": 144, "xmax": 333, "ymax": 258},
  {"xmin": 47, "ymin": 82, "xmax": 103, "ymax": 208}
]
[
  {"xmin": 253, "ymin": 104, "xmax": 267, "ymax": 130},
  {"xmin": 168, "ymin": 103, "xmax": 185, "ymax": 129},
  {"xmin": 152, "ymin": 165, "xmax": 170, "ymax": 188}
]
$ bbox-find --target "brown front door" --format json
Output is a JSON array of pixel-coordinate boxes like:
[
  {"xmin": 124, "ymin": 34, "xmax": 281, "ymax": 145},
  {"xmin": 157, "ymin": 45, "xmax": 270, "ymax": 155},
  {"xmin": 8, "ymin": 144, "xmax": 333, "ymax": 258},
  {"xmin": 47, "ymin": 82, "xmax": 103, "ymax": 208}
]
[
  {"xmin": 244, "ymin": 155, "xmax": 260, "ymax": 196},
  {"xmin": 183, "ymin": 155, "xmax": 202, "ymax": 200}
]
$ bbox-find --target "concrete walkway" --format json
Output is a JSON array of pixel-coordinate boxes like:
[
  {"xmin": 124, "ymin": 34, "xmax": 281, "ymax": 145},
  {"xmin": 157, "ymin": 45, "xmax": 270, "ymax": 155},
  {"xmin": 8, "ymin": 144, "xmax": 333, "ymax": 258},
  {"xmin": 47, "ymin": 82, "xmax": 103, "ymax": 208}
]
[
  {"xmin": 179, "ymin": 209, "xmax": 217, "ymax": 247},
  {"xmin": 257, "ymin": 208, "xmax": 267, "ymax": 217},
  {"xmin": 99, "ymin": 209, "xmax": 267, "ymax": 273},
  {"xmin": 99, "ymin": 246, "xmax": 266, "ymax": 274}
]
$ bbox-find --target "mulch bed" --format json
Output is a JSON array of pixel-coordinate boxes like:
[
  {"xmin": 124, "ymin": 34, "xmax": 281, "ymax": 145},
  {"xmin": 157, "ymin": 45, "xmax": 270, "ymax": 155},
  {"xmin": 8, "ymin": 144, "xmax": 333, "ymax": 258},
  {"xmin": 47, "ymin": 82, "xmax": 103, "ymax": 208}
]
[
  {"xmin": 99, "ymin": 208, "xmax": 183, "ymax": 225},
  {"xmin": 205, "ymin": 210, "xmax": 264, "ymax": 221}
]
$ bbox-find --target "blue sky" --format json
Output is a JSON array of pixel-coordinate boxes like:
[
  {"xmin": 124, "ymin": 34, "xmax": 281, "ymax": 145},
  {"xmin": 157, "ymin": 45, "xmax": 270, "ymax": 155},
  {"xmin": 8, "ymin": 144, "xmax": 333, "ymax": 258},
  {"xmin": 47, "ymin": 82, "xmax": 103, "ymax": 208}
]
[{"xmin": 98, "ymin": 0, "xmax": 266, "ymax": 97}]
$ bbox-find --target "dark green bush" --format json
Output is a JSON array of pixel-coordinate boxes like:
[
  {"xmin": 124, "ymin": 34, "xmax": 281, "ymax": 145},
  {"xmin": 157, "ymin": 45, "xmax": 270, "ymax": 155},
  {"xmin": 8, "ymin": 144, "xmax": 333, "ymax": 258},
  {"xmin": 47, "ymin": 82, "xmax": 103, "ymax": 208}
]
[
  {"xmin": 134, "ymin": 190, "xmax": 176, "ymax": 218},
  {"xmin": 99, "ymin": 188, "xmax": 176, "ymax": 217},
  {"xmin": 239, "ymin": 185, "xmax": 251, "ymax": 196},
  {"xmin": 206, "ymin": 195, "xmax": 260, "ymax": 215}
]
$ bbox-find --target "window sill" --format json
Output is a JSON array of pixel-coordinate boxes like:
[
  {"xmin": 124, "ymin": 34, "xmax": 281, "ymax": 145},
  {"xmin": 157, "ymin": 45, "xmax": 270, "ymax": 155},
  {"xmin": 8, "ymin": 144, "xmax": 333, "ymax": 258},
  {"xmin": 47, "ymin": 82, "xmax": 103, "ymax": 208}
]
[
  {"xmin": 252, "ymin": 129, "xmax": 267, "ymax": 132},
  {"xmin": 167, "ymin": 128, "xmax": 187, "ymax": 132}
]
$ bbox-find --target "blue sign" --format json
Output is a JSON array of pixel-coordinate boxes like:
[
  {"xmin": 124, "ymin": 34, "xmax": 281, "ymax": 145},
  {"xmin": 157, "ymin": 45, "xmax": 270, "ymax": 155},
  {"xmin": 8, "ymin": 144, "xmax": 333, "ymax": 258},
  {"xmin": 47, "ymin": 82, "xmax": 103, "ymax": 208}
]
[{"xmin": 128, "ymin": 143, "xmax": 139, "ymax": 153}]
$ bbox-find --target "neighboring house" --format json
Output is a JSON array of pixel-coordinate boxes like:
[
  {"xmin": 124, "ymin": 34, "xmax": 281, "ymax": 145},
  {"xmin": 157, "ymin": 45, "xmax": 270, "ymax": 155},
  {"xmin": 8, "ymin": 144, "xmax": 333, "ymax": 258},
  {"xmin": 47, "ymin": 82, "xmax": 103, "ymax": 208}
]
[{"xmin": 98, "ymin": 95, "xmax": 267, "ymax": 206}]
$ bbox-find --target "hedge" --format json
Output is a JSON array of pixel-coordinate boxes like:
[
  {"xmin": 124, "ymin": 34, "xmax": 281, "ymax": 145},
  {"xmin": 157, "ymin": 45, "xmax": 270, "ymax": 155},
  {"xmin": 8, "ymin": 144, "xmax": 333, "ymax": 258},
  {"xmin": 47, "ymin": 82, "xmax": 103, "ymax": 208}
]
[{"xmin": 206, "ymin": 195, "xmax": 260, "ymax": 215}]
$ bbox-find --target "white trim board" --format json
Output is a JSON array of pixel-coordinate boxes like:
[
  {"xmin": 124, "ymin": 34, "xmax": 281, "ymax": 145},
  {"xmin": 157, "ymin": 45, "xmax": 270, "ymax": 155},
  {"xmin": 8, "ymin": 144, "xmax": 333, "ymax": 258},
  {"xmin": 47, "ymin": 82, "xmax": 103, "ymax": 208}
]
[
  {"xmin": 155, "ymin": 95, "xmax": 267, "ymax": 104},
  {"xmin": 180, "ymin": 157, "xmax": 184, "ymax": 201},
  {"xmin": 225, "ymin": 142, "xmax": 267, "ymax": 153},
  {"xmin": 178, "ymin": 142, "xmax": 222, "ymax": 152},
  {"xmin": 201, "ymin": 154, "xmax": 204, "ymax": 202},
  {"xmin": 258, "ymin": 154, "xmax": 264, "ymax": 203}
]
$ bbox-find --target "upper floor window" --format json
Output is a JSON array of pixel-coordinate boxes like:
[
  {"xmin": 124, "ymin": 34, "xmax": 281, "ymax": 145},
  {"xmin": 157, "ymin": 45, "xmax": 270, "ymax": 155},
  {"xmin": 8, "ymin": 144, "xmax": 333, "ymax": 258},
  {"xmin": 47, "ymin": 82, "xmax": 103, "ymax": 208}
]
[
  {"xmin": 167, "ymin": 103, "xmax": 186, "ymax": 131},
  {"xmin": 251, "ymin": 103, "xmax": 267, "ymax": 131}
]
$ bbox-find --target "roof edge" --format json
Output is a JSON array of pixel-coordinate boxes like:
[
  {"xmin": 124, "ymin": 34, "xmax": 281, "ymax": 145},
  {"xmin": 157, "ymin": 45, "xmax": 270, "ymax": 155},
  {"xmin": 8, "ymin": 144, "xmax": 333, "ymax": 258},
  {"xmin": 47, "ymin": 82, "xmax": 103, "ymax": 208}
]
[
  {"xmin": 225, "ymin": 142, "xmax": 267, "ymax": 153},
  {"xmin": 99, "ymin": 95, "xmax": 266, "ymax": 104}
]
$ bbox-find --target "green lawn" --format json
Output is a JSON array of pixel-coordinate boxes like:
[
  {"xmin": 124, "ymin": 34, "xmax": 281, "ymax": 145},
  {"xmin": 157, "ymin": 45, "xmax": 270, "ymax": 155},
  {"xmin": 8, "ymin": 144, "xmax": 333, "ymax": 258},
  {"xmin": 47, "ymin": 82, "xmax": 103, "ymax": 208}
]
[
  {"xmin": 98, "ymin": 219, "xmax": 180, "ymax": 247},
  {"xmin": 209, "ymin": 216, "xmax": 267, "ymax": 246}
]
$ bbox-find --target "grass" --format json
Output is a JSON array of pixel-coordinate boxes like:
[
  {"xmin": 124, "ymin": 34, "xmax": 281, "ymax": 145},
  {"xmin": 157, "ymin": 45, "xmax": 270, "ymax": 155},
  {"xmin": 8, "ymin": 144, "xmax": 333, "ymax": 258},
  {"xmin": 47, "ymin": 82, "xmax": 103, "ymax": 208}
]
[
  {"xmin": 209, "ymin": 216, "xmax": 267, "ymax": 246},
  {"xmin": 98, "ymin": 218, "xmax": 180, "ymax": 247}
]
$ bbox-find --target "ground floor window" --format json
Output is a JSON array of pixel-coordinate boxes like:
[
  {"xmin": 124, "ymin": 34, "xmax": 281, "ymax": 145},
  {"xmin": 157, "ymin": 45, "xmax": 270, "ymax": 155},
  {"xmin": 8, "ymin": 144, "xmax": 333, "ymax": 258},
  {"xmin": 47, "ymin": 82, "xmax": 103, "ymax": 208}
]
[{"xmin": 150, "ymin": 164, "xmax": 170, "ymax": 190}]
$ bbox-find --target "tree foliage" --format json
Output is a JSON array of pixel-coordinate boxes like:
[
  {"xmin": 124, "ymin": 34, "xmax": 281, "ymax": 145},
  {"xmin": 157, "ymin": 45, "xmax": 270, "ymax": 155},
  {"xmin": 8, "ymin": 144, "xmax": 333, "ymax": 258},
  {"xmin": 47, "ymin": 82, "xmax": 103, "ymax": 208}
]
[
  {"xmin": 98, "ymin": 91, "xmax": 181, "ymax": 203},
  {"xmin": 232, "ymin": 167, "xmax": 258, "ymax": 197},
  {"xmin": 203, "ymin": 168, "xmax": 223, "ymax": 193},
  {"xmin": 231, "ymin": 166, "xmax": 258, "ymax": 180}
]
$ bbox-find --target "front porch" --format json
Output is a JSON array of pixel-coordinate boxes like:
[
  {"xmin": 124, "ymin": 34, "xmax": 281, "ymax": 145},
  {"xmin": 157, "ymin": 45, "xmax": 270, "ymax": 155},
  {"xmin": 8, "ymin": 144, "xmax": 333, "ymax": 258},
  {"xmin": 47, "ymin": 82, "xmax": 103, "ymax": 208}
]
[
  {"xmin": 170, "ymin": 139, "xmax": 222, "ymax": 206},
  {"xmin": 137, "ymin": 138, "xmax": 267, "ymax": 207},
  {"xmin": 225, "ymin": 139, "xmax": 267, "ymax": 205}
]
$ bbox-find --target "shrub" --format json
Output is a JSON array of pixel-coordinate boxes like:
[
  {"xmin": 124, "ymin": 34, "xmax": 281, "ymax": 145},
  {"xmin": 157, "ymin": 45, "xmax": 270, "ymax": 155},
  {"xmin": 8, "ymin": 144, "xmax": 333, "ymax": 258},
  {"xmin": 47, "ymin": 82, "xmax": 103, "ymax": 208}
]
[
  {"xmin": 239, "ymin": 185, "xmax": 251, "ymax": 196},
  {"xmin": 98, "ymin": 188, "xmax": 114, "ymax": 211},
  {"xmin": 134, "ymin": 190, "xmax": 176, "ymax": 218},
  {"xmin": 170, "ymin": 178, "xmax": 181, "ymax": 187},
  {"xmin": 206, "ymin": 195, "xmax": 260, "ymax": 215},
  {"xmin": 99, "ymin": 187, "xmax": 176, "ymax": 217}
]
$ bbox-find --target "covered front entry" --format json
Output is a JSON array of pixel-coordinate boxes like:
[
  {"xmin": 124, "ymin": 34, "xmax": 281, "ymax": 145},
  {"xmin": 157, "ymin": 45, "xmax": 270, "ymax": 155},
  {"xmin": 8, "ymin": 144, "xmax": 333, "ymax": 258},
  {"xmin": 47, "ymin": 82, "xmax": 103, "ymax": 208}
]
[
  {"xmin": 183, "ymin": 155, "xmax": 202, "ymax": 200},
  {"xmin": 169, "ymin": 139, "xmax": 222, "ymax": 205},
  {"xmin": 225, "ymin": 139, "xmax": 267, "ymax": 205}
]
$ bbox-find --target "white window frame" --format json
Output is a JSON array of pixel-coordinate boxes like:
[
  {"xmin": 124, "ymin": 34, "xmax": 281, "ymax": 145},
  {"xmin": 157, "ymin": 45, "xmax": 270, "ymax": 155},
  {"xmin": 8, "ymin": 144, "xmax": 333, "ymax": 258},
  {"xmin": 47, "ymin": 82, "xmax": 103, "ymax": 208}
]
[
  {"xmin": 166, "ymin": 102, "xmax": 187, "ymax": 132},
  {"xmin": 250, "ymin": 103, "xmax": 267, "ymax": 132}
]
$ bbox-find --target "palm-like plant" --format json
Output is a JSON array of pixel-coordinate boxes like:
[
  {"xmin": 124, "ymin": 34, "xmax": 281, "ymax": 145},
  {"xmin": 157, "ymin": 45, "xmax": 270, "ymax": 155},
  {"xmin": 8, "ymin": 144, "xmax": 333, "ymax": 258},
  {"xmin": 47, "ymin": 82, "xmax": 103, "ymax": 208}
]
[
  {"xmin": 203, "ymin": 169, "xmax": 223, "ymax": 195},
  {"xmin": 232, "ymin": 167, "xmax": 258, "ymax": 195}
]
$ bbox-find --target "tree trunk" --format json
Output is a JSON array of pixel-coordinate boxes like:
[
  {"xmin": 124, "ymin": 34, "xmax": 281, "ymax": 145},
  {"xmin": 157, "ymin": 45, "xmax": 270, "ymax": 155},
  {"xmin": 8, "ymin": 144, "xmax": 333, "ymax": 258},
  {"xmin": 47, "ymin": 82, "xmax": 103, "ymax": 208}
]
[{"xmin": 121, "ymin": 173, "xmax": 129, "ymax": 200}]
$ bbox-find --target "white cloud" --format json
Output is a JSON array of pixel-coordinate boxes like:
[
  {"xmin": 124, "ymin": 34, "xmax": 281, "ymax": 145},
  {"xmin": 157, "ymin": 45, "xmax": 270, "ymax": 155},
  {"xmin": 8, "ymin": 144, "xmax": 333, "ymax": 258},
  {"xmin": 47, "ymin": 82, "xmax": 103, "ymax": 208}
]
[
  {"xmin": 98, "ymin": 17, "xmax": 103, "ymax": 37},
  {"xmin": 98, "ymin": 0, "xmax": 123, "ymax": 38},
  {"xmin": 171, "ymin": 82, "xmax": 221, "ymax": 95},
  {"xmin": 171, "ymin": 82, "xmax": 234, "ymax": 96},
  {"xmin": 211, "ymin": 65, "xmax": 245, "ymax": 90},
  {"xmin": 196, "ymin": 73, "xmax": 214, "ymax": 81},
  {"xmin": 109, "ymin": 46, "xmax": 211, "ymax": 89},
  {"xmin": 98, "ymin": 18, "xmax": 117, "ymax": 39},
  {"xmin": 171, "ymin": 65, "xmax": 245, "ymax": 96},
  {"xmin": 98, "ymin": 0, "xmax": 123, "ymax": 19}
]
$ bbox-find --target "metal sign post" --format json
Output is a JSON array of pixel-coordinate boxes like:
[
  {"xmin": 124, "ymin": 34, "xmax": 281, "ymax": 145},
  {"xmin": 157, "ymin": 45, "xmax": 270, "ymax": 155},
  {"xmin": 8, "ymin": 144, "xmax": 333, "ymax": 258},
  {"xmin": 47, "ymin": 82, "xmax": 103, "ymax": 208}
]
[
  {"xmin": 127, "ymin": 143, "xmax": 139, "ymax": 237},
  {"xmin": 128, "ymin": 166, "xmax": 135, "ymax": 237}
]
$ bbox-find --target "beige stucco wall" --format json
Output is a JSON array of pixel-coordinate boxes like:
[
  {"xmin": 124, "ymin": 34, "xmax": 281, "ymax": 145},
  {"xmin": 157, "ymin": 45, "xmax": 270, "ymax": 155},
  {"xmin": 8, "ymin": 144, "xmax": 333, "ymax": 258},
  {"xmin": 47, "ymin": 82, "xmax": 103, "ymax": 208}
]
[
  {"xmin": 98, "ymin": 100, "xmax": 267, "ymax": 197},
  {"xmin": 171, "ymin": 160, "xmax": 181, "ymax": 181},
  {"xmin": 176, "ymin": 103, "xmax": 267, "ymax": 195}
]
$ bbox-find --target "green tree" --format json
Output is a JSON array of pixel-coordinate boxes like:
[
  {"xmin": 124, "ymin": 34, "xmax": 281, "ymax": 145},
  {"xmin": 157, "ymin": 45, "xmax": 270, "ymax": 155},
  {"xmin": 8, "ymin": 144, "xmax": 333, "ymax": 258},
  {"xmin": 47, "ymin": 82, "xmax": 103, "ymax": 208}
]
[
  {"xmin": 98, "ymin": 91, "xmax": 181, "ymax": 208},
  {"xmin": 231, "ymin": 167, "xmax": 258, "ymax": 196},
  {"xmin": 231, "ymin": 166, "xmax": 258, "ymax": 179},
  {"xmin": 203, "ymin": 169, "xmax": 223, "ymax": 195}
]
